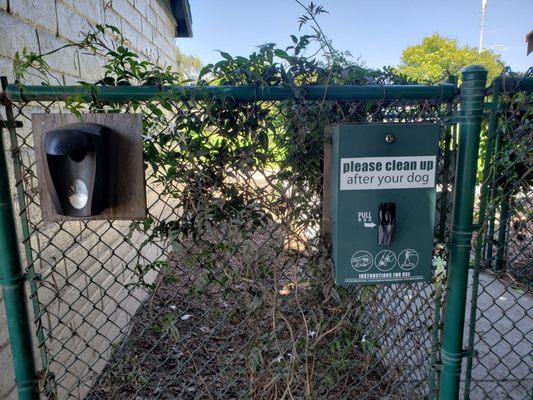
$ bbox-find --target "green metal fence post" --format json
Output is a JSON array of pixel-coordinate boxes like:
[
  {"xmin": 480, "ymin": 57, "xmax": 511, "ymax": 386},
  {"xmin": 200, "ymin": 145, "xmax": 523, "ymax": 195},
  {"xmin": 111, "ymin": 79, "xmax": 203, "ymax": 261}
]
[
  {"xmin": 1, "ymin": 76, "xmax": 50, "ymax": 388},
  {"xmin": 0, "ymin": 125, "xmax": 39, "ymax": 397},
  {"xmin": 438, "ymin": 65, "xmax": 487, "ymax": 400},
  {"xmin": 462, "ymin": 77, "xmax": 501, "ymax": 399}
]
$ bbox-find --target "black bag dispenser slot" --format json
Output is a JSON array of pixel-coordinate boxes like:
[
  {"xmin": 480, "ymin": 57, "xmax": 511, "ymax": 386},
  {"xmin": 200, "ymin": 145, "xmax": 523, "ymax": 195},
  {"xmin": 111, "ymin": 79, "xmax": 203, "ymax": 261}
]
[
  {"xmin": 44, "ymin": 123, "xmax": 109, "ymax": 217},
  {"xmin": 378, "ymin": 202, "xmax": 396, "ymax": 246}
]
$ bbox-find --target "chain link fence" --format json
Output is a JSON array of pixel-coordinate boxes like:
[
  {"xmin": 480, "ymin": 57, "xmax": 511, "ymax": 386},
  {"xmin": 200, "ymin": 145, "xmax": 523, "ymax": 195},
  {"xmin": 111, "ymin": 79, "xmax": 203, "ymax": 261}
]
[
  {"xmin": 1, "ymin": 68, "xmax": 531, "ymax": 400},
  {"xmin": 3, "ymin": 91, "xmax": 454, "ymax": 399},
  {"xmin": 463, "ymin": 69, "xmax": 533, "ymax": 399}
]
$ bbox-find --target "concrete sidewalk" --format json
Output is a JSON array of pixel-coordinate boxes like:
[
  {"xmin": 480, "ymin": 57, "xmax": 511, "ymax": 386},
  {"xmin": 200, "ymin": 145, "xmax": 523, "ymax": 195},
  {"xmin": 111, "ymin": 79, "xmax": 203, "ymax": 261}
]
[{"xmin": 465, "ymin": 270, "xmax": 532, "ymax": 399}]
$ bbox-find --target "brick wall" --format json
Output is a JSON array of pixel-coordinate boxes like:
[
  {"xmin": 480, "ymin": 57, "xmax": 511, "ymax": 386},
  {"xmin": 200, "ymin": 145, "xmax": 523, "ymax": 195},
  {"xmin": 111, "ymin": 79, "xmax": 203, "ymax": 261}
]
[
  {"xmin": 0, "ymin": 0, "xmax": 178, "ymax": 83},
  {"xmin": 0, "ymin": 1, "xmax": 179, "ymax": 399}
]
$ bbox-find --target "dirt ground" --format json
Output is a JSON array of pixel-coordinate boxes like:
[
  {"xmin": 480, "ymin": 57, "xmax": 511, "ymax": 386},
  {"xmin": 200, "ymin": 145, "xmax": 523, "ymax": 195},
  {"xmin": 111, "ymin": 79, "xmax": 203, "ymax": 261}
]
[{"xmin": 86, "ymin": 225, "xmax": 401, "ymax": 400}]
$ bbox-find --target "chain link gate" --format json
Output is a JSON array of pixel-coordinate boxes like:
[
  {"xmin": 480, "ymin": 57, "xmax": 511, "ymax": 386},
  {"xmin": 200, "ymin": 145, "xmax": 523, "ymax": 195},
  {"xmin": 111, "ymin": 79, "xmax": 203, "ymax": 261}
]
[
  {"xmin": 463, "ymin": 68, "xmax": 533, "ymax": 399},
  {"xmin": 0, "ymin": 66, "xmax": 530, "ymax": 400}
]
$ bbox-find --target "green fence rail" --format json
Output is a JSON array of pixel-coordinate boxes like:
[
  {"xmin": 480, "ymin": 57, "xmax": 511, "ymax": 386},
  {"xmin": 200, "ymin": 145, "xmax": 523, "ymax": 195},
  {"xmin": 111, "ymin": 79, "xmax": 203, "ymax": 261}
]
[{"xmin": 5, "ymin": 83, "xmax": 457, "ymax": 102}]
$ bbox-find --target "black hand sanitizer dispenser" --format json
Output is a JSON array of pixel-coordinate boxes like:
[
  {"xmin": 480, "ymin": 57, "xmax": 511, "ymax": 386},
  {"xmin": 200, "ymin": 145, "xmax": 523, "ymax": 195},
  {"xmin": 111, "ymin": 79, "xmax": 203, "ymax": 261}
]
[{"xmin": 43, "ymin": 122, "xmax": 109, "ymax": 217}]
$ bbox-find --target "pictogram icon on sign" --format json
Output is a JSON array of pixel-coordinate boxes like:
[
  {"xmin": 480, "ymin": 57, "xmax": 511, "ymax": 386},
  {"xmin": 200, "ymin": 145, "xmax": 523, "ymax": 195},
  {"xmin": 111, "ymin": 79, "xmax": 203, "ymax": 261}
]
[
  {"xmin": 375, "ymin": 250, "xmax": 396, "ymax": 271},
  {"xmin": 398, "ymin": 249, "xmax": 419, "ymax": 270},
  {"xmin": 351, "ymin": 250, "xmax": 373, "ymax": 272}
]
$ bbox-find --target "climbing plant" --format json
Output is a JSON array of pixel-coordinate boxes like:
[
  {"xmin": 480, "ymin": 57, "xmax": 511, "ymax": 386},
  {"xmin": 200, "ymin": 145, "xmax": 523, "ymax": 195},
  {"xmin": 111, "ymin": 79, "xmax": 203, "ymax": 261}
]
[{"xmin": 12, "ymin": 3, "xmax": 413, "ymax": 245}]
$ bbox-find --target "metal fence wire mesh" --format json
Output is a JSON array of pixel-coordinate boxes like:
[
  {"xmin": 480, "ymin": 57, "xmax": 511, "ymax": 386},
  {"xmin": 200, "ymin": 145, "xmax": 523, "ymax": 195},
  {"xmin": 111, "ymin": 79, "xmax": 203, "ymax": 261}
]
[
  {"xmin": 464, "ymin": 70, "xmax": 533, "ymax": 399},
  {"xmin": 3, "ymin": 93, "xmax": 456, "ymax": 400}
]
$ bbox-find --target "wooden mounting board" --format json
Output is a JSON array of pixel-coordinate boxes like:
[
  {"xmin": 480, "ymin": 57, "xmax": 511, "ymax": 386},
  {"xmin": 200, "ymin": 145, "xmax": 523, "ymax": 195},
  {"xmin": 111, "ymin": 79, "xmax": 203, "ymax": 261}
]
[{"xmin": 32, "ymin": 113, "xmax": 147, "ymax": 222}]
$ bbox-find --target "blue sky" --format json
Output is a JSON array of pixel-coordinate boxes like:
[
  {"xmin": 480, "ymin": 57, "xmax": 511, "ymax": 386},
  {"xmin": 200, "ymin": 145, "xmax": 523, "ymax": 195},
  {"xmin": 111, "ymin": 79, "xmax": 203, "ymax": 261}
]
[{"xmin": 177, "ymin": 0, "xmax": 532, "ymax": 72}]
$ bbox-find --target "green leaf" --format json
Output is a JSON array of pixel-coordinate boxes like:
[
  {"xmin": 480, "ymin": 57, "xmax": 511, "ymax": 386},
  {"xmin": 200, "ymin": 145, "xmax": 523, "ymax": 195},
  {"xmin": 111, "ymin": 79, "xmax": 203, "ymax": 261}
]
[
  {"xmin": 274, "ymin": 49, "xmax": 289, "ymax": 60},
  {"xmin": 219, "ymin": 51, "xmax": 233, "ymax": 61},
  {"xmin": 160, "ymin": 101, "xmax": 173, "ymax": 112}
]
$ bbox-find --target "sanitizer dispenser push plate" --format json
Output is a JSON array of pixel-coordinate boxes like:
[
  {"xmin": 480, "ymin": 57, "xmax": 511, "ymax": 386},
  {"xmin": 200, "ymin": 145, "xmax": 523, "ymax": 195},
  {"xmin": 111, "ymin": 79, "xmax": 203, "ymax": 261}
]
[{"xmin": 328, "ymin": 123, "xmax": 440, "ymax": 285}]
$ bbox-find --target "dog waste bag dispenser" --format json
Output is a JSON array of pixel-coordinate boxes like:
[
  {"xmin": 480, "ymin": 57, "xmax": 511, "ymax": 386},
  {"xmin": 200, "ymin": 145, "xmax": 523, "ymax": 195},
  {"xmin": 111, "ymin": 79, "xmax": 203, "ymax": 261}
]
[
  {"xmin": 44, "ymin": 122, "xmax": 109, "ymax": 217},
  {"xmin": 329, "ymin": 123, "xmax": 440, "ymax": 285}
]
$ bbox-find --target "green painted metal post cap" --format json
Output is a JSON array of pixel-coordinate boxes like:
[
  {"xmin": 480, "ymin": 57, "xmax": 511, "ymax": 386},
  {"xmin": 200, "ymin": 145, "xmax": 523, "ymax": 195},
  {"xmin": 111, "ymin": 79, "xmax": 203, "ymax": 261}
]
[{"xmin": 462, "ymin": 64, "xmax": 488, "ymax": 75}]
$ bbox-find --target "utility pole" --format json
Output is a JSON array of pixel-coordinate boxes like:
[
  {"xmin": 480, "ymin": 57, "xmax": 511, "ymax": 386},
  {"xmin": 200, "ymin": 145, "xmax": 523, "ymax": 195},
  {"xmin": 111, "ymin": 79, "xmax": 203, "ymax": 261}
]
[{"xmin": 479, "ymin": 0, "xmax": 488, "ymax": 53}]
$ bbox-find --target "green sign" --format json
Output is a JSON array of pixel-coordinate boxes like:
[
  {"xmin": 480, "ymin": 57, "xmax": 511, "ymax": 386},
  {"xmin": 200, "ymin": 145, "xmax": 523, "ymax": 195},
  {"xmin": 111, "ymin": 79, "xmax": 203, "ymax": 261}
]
[{"xmin": 329, "ymin": 123, "xmax": 439, "ymax": 285}]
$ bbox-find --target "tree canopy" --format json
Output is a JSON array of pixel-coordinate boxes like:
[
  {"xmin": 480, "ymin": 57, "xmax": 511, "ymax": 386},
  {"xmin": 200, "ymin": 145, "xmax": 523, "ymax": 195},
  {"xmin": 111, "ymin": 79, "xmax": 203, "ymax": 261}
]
[
  {"xmin": 397, "ymin": 34, "xmax": 503, "ymax": 83},
  {"xmin": 176, "ymin": 47, "xmax": 202, "ymax": 80}
]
